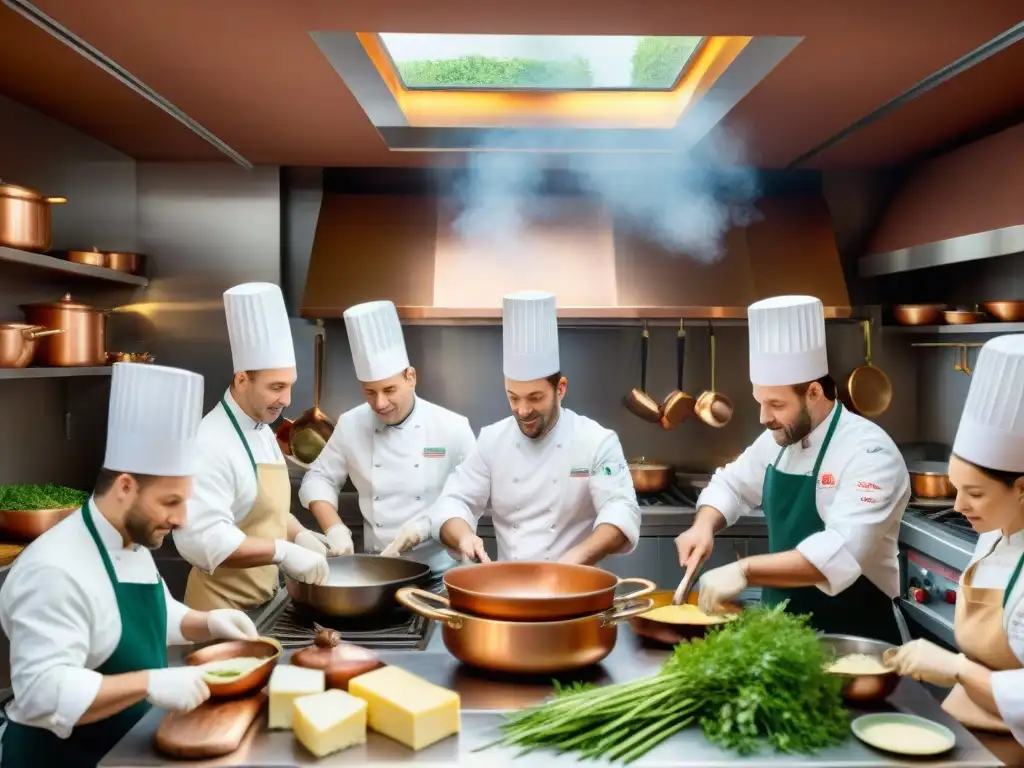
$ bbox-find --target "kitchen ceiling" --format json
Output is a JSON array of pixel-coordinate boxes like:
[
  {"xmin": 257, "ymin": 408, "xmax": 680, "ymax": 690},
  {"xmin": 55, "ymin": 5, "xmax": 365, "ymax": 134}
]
[{"xmin": 0, "ymin": 0, "xmax": 1020, "ymax": 168}]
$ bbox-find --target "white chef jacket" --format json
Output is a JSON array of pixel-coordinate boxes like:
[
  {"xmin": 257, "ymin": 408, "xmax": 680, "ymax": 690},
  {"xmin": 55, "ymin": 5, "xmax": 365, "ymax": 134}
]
[
  {"xmin": 299, "ymin": 398, "xmax": 476, "ymax": 551},
  {"xmin": 429, "ymin": 408, "xmax": 641, "ymax": 562},
  {"xmin": 172, "ymin": 389, "xmax": 285, "ymax": 574},
  {"xmin": 696, "ymin": 403, "xmax": 909, "ymax": 598},
  {"xmin": 0, "ymin": 502, "xmax": 190, "ymax": 738}
]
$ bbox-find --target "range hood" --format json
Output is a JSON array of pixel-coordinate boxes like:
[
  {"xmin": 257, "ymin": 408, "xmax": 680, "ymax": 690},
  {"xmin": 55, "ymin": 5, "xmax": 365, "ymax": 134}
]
[{"xmin": 300, "ymin": 193, "xmax": 853, "ymax": 322}]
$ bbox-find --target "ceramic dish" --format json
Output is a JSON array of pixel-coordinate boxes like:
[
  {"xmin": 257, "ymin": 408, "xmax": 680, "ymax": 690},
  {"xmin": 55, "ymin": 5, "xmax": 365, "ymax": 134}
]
[{"xmin": 851, "ymin": 713, "xmax": 955, "ymax": 756}]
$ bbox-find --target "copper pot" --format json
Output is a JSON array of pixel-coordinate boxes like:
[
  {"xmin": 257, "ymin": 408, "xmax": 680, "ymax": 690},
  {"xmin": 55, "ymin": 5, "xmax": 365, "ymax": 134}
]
[
  {"xmin": 442, "ymin": 562, "xmax": 655, "ymax": 621},
  {"xmin": 396, "ymin": 587, "xmax": 653, "ymax": 673},
  {"xmin": 909, "ymin": 461, "xmax": 954, "ymax": 499},
  {"xmin": 0, "ymin": 323, "xmax": 64, "ymax": 368},
  {"xmin": 892, "ymin": 305, "xmax": 947, "ymax": 326},
  {"xmin": 19, "ymin": 293, "xmax": 109, "ymax": 367},
  {"xmin": 57, "ymin": 247, "xmax": 106, "ymax": 267},
  {"xmin": 0, "ymin": 181, "xmax": 67, "ymax": 252},
  {"xmin": 982, "ymin": 301, "xmax": 1024, "ymax": 323},
  {"xmin": 693, "ymin": 323, "xmax": 733, "ymax": 428},
  {"xmin": 0, "ymin": 506, "xmax": 76, "ymax": 540},
  {"xmin": 628, "ymin": 458, "xmax": 672, "ymax": 494},
  {"xmin": 844, "ymin": 320, "xmax": 892, "ymax": 419},
  {"xmin": 943, "ymin": 310, "xmax": 987, "ymax": 325}
]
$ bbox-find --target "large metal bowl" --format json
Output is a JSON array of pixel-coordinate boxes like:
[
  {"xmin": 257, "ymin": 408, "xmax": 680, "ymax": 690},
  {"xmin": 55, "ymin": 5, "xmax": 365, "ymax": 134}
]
[
  {"xmin": 820, "ymin": 634, "xmax": 901, "ymax": 703},
  {"xmin": 284, "ymin": 554, "xmax": 430, "ymax": 617}
]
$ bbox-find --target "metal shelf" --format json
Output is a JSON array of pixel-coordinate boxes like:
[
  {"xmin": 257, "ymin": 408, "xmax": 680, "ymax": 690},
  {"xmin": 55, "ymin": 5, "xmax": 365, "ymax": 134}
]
[
  {"xmin": 0, "ymin": 245, "xmax": 148, "ymax": 287},
  {"xmin": 0, "ymin": 367, "xmax": 112, "ymax": 380},
  {"xmin": 884, "ymin": 322, "xmax": 1024, "ymax": 335},
  {"xmin": 859, "ymin": 225, "xmax": 1024, "ymax": 278}
]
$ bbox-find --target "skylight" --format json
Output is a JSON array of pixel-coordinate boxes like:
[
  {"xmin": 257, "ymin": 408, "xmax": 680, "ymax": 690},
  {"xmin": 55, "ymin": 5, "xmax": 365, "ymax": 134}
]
[{"xmin": 377, "ymin": 34, "xmax": 703, "ymax": 91}]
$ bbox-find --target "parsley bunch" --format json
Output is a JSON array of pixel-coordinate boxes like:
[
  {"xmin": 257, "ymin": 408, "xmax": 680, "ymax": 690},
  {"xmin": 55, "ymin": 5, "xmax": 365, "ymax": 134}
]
[{"xmin": 478, "ymin": 603, "xmax": 849, "ymax": 763}]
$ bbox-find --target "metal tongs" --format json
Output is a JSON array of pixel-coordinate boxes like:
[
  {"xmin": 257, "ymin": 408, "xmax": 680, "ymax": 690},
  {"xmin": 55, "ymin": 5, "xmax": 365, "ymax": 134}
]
[{"xmin": 671, "ymin": 560, "xmax": 704, "ymax": 606}]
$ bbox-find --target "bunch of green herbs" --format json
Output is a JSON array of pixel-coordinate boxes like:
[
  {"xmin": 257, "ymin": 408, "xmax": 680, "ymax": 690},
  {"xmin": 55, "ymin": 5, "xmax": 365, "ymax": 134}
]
[
  {"xmin": 0, "ymin": 484, "xmax": 88, "ymax": 511},
  {"xmin": 477, "ymin": 603, "xmax": 849, "ymax": 763}
]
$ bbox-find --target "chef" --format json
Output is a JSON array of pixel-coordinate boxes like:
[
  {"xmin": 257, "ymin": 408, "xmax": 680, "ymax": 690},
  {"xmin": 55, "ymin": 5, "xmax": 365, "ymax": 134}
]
[
  {"xmin": 0, "ymin": 363, "xmax": 261, "ymax": 768},
  {"xmin": 298, "ymin": 300, "xmax": 476, "ymax": 567},
  {"xmin": 886, "ymin": 334, "xmax": 1024, "ymax": 743},
  {"xmin": 678, "ymin": 295, "xmax": 910, "ymax": 643},
  {"xmin": 174, "ymin": 282, "xmax": 329, "ymax": 613},
  {"xmin": 429, "ymin": 290, "xmax": 641, "ymax": 565}
]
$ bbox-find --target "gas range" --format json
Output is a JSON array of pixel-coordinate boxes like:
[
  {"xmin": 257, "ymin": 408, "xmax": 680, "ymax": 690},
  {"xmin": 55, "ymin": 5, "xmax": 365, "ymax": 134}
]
[{"xmin": 636, "ymin": 485, "xmax": 699, "ymax": 508}]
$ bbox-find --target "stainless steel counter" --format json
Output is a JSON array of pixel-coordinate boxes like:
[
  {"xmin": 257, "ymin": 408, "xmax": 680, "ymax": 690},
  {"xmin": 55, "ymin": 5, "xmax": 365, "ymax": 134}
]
[{"xmin": 102, "ymin": 625, "xmax": 1004, "ymax": 767}]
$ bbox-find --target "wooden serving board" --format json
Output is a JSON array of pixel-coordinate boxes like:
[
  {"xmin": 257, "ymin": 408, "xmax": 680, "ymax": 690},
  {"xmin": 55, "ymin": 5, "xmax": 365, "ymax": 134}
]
[{"xmin": 154, "ymin": 691, "xmax": 266, "ymax": 759}]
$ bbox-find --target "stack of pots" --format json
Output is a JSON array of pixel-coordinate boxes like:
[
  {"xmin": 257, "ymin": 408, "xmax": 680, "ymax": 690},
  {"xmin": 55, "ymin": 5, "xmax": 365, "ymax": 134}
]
[{"xmin": 396, "ymin": 562, "xmax": 655, "ymax": 674}]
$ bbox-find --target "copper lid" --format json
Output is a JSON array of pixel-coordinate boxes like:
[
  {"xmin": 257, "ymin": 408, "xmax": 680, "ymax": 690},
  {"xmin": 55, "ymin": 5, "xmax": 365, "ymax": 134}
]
[
  {"xmin": 20, "ymin": 293, "xmax": 100, "ymax": 312},
  {"xmin": 0, "ymin": 181, "xmax": 43, "ymax": 201}
]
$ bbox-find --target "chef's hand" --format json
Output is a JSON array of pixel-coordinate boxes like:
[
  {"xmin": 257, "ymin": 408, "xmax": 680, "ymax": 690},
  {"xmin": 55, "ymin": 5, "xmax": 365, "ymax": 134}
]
[
  {"xmin": 883, "ymin": 639, "xmax": 965, "ymax": 687},
  {"xmin": 206, "ymin": 609, "xmax": 259, "ymax": 641},
  {"xmin": 274, "ymin": 540, "xmax": 330, "ymax": 584},
  {"xmin": 675, "ymin": 523, "xmax": 715, "ymax": 571},
  {"xmin": 454, "ymin": 532, "xmax": 490, "ymax": 564},
  {"xmin": 147, "ymin": 667, "xmax": 210, "ymax": 712},
  {"xmin": 697, "ymin": 562, "xmax": 747, "ymax": 614},
  {"xmin": 294, "ymin": 529, "xmax": 329, "ymax": 557},
  {"xmin": 325, "ymin": 525, "xmax": 354, "ymax": 556},
  {"xmin": 380, "ymin": 521, "xmax": 422, "ymax": 558}
]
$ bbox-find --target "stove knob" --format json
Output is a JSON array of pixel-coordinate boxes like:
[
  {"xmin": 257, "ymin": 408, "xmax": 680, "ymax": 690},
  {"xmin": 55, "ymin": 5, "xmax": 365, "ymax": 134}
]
[
  {"xmin": 944, "ymin": 589, "xmax": 957, "ymax": 605},
  {"xmin": 909, "ymin": 586, "xmax": 929, "ymax": 604}
]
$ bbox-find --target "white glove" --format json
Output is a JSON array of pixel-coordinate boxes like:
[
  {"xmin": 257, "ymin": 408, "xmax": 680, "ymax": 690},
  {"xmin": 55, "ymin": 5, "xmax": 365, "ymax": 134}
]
[
  {"xmin": 883, "ymin": 639, "xmax": 965, "ymax": 687},
  {"xmin": 697, "ymin": 561, "xmax": 747, "ymax": 614},
  {"xmin": 325, "ymin": 525, "xmax": 354, "ymax": 556},
  {"xmin": 147, "ymin": 667, "xmax": 210, "ymax": 712},
  {"xmin": 206, "ymin": 609, "xmax": 259, "ymax": 641},
  {"xmin": 380, "ymin": 520, "xmax": 423, "ymax": 558},
  {"xmin": 294, "ymin": 529, "xmax": 329, "ymax": 557},
  {"xmin": 274, "ymin": 540, "xmax": 329, "ymax": 584}
]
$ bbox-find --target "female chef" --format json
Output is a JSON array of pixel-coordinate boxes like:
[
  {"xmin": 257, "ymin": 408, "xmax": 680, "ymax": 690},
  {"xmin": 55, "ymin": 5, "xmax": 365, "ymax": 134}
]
[{"xmin": 887, "ymin": 334, "xmax": 1024, "ymax": 743}]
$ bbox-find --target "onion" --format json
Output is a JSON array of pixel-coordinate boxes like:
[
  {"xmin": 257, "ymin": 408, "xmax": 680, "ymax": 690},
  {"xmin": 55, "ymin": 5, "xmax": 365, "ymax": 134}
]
[{"xmin": 290, "ymin": 628, "xmax": 383, "ymax": 689}]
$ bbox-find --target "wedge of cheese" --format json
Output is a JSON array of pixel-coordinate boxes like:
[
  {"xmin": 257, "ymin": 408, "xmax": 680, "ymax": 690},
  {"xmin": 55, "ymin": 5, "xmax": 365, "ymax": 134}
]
[
  {"xmin": 268, "ymin": 665, "xmax": 325, "ymax": 729},
  {"xmin": 348, "ymin": 666, "xmax": 460, "ymax": 750},
  {"xmin": 293, "ymin": 689, "xmax": 367, "ymax": 757}
]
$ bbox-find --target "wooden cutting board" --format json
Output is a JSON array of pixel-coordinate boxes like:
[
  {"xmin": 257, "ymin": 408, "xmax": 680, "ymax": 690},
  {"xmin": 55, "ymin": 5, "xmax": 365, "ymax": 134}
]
[{"xmin": 154, "ymin": 691, "xmax": 266, "ymax": 759}]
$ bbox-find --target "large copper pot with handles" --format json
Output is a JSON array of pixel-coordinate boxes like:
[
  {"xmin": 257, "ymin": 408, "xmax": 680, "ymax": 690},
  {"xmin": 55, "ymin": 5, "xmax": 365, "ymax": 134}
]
[
  {"xmin": 0, "ymin": 181, "xmax": 67, "ymax": 252},
  {"xmin": 397, "ymin": 587, "xmax": 653, "ymax": 673},
  {"xmin": 0, "ymin": 323, "xmax": 64, "ymax": 368},
  {"xmin": 19, "ymin": 293, "xmax": 108, "ymax": 366}
]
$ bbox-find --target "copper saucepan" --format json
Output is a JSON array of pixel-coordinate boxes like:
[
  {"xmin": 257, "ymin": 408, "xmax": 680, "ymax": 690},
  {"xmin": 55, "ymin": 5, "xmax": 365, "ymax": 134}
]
[
  {"xmin": 442, "ymin": 562, "xmax": 655, "ymax": 622},
  {"xmin": 844, "ymin": 320, "xmax": 892, "ymax": 419},
  {"xmin": 660, "ymin": 321, "xmax": 696, "ymax": 430},
  {"xmin": 694, "ymin": 322, "xmax": 733, "ymax": 428},
  {"xmin": 909, "ymin": 461, "xmax": 955, "ymax": 499},
  {"xmin": 0, "ymin": 323, "xmax": 64, "ymax": 368},
  {"xmin": 289, "ymin": 329, "xmax": 336, "ymax": 464},
  {"xmin": 983, "ymin": 301, "xmax": 1024, "ymax": 323},
  {"xmin": 57, "ymin": 247, "xmax": 146, "ymax": 275},
  {"xmin": 623, "ymin": 324, "xmax": 662, "ymax": 423},
  {"xmin": 628, "ymin": 458, "xmax": 672, "ymax": 494},
  {"xmin": 19, "ymin": 293, "xmax": 110, "ymax": 367},
  {"xmin": 397, "ymin": 587, "xmax": 653, "ymax": 674},
  {"xmin": 0, "ymin": 180, "xmax": 67, "ymax": 252},
  {"xmin": 892, "ymin": 305, "xmax": 947, "ymax": 326}
]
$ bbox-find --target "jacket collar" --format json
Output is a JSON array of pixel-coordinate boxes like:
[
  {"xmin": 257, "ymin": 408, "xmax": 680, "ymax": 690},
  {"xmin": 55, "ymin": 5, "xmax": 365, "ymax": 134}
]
[{"xmin": 223, "ymin": 388, "xmax": 265, "ymax": 431}]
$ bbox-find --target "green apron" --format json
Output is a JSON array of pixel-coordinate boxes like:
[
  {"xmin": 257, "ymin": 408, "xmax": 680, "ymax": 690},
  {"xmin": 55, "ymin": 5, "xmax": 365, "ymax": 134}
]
[
  {"xmin": 760, "ymin": 402, "xmax": 902, "ymax": 644},
  {"xmin": 2, "ymin": 502, "xmax": 167, "ymax": 768}
]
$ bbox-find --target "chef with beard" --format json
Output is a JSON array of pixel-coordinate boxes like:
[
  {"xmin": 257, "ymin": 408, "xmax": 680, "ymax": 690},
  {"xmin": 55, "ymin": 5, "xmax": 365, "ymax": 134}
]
[
  {"xmin": 175, "ymin": 283, "xmax": 329, "ymax": 613},
  {"xmin": 299, "ymin": 300, "xmax": 476, "ymax": 567},
  {"xmin": 677, "ymin": 296, "xmax": 910, "ymax": 643},
  {"xmin": 429, "ymin": 290, "xmax": 641, "ymax": 565},
  {"xmin": 0, "ymin": 363, "xmax": 260, "ymax": 768}
]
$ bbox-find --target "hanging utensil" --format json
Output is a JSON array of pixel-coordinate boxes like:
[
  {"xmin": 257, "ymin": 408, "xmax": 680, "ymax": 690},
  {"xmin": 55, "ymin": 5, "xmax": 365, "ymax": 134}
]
[
  {"xmin": 694, "ymin": 322, "xmax": 733, "ymax": 428},
  {"xmin": 623, "ymin": 322, "xmax": 661, "ymax": 423},
  {"xmin": 844, "ymin": 320, "xmax": 892, "ymax": 419},
  {"xmin": 659, "ymin": 320, "xmax": 696, "ymax": 430},
  {"xmin": 289, "ymin": 327, "xmax": 336, "ymax": 464}
]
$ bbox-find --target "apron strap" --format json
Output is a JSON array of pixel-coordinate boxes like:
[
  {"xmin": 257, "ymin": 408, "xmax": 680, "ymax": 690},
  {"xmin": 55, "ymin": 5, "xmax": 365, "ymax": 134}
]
[
  {"xmin": 81, "ymin": 500, "xmax": 122, "ymax": 586},
  {"xmin": 221, "ymin": 396, "xmax": 258, "ymax": 477},
  {"xmin": 810, "ymin": 401, "xmax": 843, "ymax": 476},
  {"xmin": 1003, "ymin": 550, "xmax": 1024, "ymax": 609}
]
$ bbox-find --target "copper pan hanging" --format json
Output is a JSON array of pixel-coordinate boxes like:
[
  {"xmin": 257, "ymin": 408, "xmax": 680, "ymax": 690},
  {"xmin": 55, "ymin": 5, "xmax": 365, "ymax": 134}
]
[
  {"xmin": 843, "ymin": 320, "xmax": 892, "ymax": 419},
  {"xmin": 623, "ymin": 322, "xmax": 661, "ymax": 423},
  {"xmin": 659, "ymin": 320, "xmax": 695, "ymax": 430},
  {"xmin": 694, "ymin": 322, "xmax": 733, "ymax": 428}
]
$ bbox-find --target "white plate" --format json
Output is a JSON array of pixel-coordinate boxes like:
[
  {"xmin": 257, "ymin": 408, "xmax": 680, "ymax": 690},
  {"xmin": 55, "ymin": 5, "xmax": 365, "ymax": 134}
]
[{"xmin": 851, "ymin": 713, "xmax": 956, "ymax": 756}]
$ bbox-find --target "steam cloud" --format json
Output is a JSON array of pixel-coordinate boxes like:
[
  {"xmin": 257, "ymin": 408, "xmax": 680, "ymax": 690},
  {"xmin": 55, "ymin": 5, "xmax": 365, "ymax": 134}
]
[{"xmin": 444, "ymin": 102, "xmax": 761, "ymax": 264}]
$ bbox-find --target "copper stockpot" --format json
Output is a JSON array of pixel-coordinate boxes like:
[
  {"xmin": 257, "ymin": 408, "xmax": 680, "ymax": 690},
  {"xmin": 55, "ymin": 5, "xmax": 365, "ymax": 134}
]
[
  {"xmin": 982, "ymin": 301, "xmax": 1024, "ymax": 323},
  {"xmin": 0, "ymin": 506, "xmax": 76, "ymax": 540},
  {"xmin": 0, "ymin": 323, "xmax": 64, "ymax": 368},
  {"xmin": 184, "ymin": 637, "xmax": 281, "ymax": 699},
  {"xmin": 892, "ymin": 304, "xmax": 947, "ymax": 326},
  {"xmin": 396, "ymin": 587, "xmax": 654, "ymax": 673},
  {"xmin": 628, "ymin": 458, "xmax": 673, "ymax": 494},
  {"xmin": 909, "ymin": 461, "xmax": 955, "ymax": 499},
  {"xmin": 0, "ymin": 181, "xmax": 67, "ymax": 252},
  {"xmin": 19, "ymin": 293, "xmax": 109, "ymax": 366},
  {"xmin": 442, "ymin": 561, "xmax": 655, "ymax": 621}
]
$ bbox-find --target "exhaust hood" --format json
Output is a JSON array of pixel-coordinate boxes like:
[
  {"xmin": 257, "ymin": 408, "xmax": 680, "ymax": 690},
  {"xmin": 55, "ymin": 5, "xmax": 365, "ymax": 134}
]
[{"xmin": 300, "ymin": 193, "xmax": 852, "ymax": 322}]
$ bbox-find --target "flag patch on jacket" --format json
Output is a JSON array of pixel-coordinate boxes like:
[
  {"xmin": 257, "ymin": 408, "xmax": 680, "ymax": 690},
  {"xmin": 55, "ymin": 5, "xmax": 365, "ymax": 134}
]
[
  {"xmin": 423, "ymin": 447, "xmax": 446, "ymax": 458},
  {"xmin": 569, "ymin": 467, "xmax": 591, "ymax": 478}
]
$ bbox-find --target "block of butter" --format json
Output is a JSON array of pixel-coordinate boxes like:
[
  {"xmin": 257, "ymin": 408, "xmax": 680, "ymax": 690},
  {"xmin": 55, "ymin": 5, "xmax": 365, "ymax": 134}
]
[
  {"xmin": 348, "ymin": 666, "xmax": 460, "ymax": 750},
  {"xmin": 293, "ymin": 689, "xmax": 367, "ymax": 758},
  {"xmin": 268, "ymin": 665, "xmax": 325, "ymax": 730}
]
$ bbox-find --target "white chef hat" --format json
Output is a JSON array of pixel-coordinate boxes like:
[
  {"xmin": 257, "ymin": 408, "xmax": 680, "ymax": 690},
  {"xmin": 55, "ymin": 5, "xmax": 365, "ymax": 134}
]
[
  {"xmin": 223, "ymin": 282, "xmax": 296, "ymax": 373},
  {"xmin": 343, "ymin": 300, "xmax": 410, "ymax": 382},
  {"xmin": 503, "ymin": 290, "xmax": 560, "ymax": 381},
  {"xmin": 952, "ymin": 334, "xmax": 1024, "ymax": 473},
  {"xmin": 104, "ymin": 363, "xmax": 203, "ymax": 477},
  {"xmin": 747, "ymin": 295, "xmax": 829, "ymax": 386}
]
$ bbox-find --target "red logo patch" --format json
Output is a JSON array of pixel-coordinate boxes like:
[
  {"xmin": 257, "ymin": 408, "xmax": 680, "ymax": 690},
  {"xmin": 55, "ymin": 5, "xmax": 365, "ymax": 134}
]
[
  {"xmin": 860, "ymin": 496, "xmax": 877, "ymax": 503},
  {"xmin": 819, "ymin": 473, "xmax": 835, "ymax": 487},
  {"xmin": 857, "ymin": 481, "xmax": 882, "ymax": 491}
]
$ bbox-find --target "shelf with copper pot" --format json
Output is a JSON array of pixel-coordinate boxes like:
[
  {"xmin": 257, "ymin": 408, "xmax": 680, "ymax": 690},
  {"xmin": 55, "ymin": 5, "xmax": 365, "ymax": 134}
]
[{"xmin": 0, "ymin": 245, "xmax": 148, "ymax": 287}]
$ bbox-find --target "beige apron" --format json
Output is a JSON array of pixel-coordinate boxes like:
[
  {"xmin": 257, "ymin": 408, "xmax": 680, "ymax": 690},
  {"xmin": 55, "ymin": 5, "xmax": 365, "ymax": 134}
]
[
  {"xmin": 184, "ymin": 398, "xmax": 290, "ymax": 611},
  {"xmin": 942, "ymin": 542, "xmax": 1024, "ymax": 732}
]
